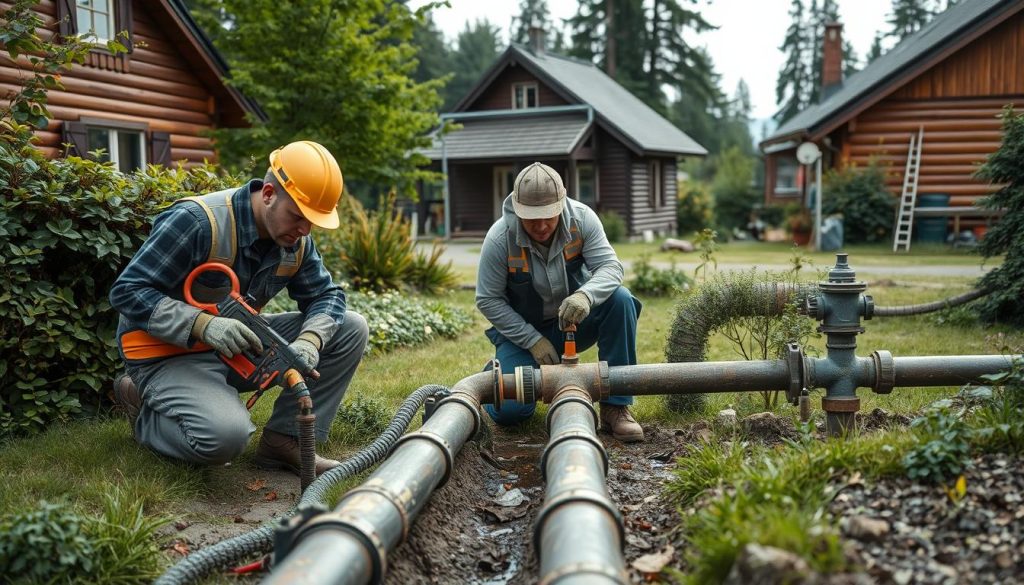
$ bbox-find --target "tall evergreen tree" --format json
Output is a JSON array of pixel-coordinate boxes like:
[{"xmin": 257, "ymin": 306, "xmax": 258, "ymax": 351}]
[
  {"xmin": 446, "ymin": 19, "xmax": 502, "ymax": 109},
  {"xmin": 511, "ymin": 0, "xmax": 551, "ymax": 45},
  {"xmin": 887, "ymin": 0, "xmax": 936, "ymax": 41},
  {"xmin": 566, "ymin": 0, "xmax": 647, "ymax": 95},
  {"xmin": 866, "ymin": 32, "xmax": 885, "ymax": 64},
  {"xmin": 774, "ymin": 0, "xmax": 811, "ymax": 123},
  {"xmin": 645, "ymin": 0, "xmax": 718, "ymax": 116},
  {"xmin": 411, "ymin": 14, "xmax": 452, "ymax": 87}
]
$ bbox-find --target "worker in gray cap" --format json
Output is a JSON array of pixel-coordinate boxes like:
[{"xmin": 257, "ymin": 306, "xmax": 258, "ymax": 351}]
[{"xmin": 476, "ymin": 162, "xmax": 643, "ymax": 442}]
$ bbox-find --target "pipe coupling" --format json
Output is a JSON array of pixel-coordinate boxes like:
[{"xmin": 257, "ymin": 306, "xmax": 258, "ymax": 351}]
[
  {"xmin": 539, "ymin": 561, "xmax": 629, "ymax": 585},
  {"xmin": 393, "ymin": 428, "xmax": 455, "ymax": 487},
  {"xmin": 871, "ymin": 350, "xmax": 895, "ymax": 394},
  {"xmin": 785, "ymin": 343, "xmax": 809, "ymax": 405},
  {"xmin": 540, "ymin": 430, "xmax": 609, "ymax": 481},
  {"xmin": 342, "ymin": 483, "xmax": 412, "ymax": 541},
  {"xmin": 437, "ymin": 392, "xmax": 483, "ymax": 439},
  {"xmin": 274, "ymin": 503, "xmax": 388, "ymax": 585},
  {"xmin": 544, "ymin": 388, "xmax": 598, "ymax": 434},
  {"xmin": 821, "ymin": 396, "xmax": 861, "ymax": 413},
  {"xmin": 534, "ymin": 488, "xmax": 624, "ymax": 554}
]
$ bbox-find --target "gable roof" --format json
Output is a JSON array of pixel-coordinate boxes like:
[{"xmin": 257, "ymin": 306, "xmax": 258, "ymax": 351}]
[
  {"xmin": 420, "ymin": 111, "xmax": 591, "ymax": 160},
  {"xmin": 453, "ymin": 45, "xmax": 707, "ymax": 157},
  {"xmin": 763, "ymin": 0, "xmax": 1023, "ymax": 147},
  {"xmin": 161, "ymin": 0, "xmax": 265, "ymax": 126}
]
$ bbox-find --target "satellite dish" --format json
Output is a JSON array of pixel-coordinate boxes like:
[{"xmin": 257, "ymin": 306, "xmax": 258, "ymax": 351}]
[{"xmin": 796, "ymin": 142, "xmax": 821, "ymax": 165}]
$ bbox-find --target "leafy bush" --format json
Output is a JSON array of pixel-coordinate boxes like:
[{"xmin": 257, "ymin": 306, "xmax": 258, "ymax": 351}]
[
  {"xmin": 628, "ymin": 255, "xmax": 692, "ymax": 297},
  {"xmin": 349, "ymin": 290, "xmax": 473, "ymax": 354},
  {"xmin": 676, "ymin": 179, "xmax": 714, "ymax": 236},
  {"xmin": 409, "ymin": 239, "xmax": 458, "ymax": 294},
  {"xmin": 0, "ymin": 490, "xmax": 167, "ymax": 584},
  {"xmin": 974, "ymin": 106, "xmax": 1024, "ymax": 326},
  {"xmin": 320, "ymin": 193, "xmax": 456, "ymax": 293},
  {"xmin": 0, "ymin": 123, "xmax": 238, "ymax": 437},
  {"xmin": 821, "ymin": 160, "xmax": 895, "ymax": 243},
  {"xmin": 903, "ymin": 404, "xmax": 972, "ymax": 483},
  {"xmin": 598, "ymin": 210, "xmax": 625, "ymax": 243},
  {"xmin": 333, "ymin": 394, "xmax": 392, "ymax": 444}
]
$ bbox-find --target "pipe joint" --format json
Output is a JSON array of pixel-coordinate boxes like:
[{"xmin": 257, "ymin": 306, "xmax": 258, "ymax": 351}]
[
  {"xmin": 437, "ymin": 392, "xmax": 483, "ymax": 439},
  {"xmin": 534, "ymin": 488, "xmax": 624, "ymax": 554},
  {"xmin": 540, "ymin": 431, "xmax": 609, "ymax": 481},
  {"xmin": 871, "ymin": 350, "xmax": 895, "ymax": 394},
  {"xmin": 274, "ymin": 503, "xmax": 388, "ymax": 585},
  {"xmin": 785, "ymin": 343, "xmax": 809, "ymax": 405},
  {"xmin": 539, "ymin": 562, "xmax": 629, "ymax": 585},
  {"xmin": 544, "ymin": 388, "xmax": 598, "ymax": 434},
  {"xmin": 821, "ymin": 396, "xmax": 861, "ymax": 413},
  {"xmin": 393, "ymin": 429, "xmax": 455, "ymax": 487}
]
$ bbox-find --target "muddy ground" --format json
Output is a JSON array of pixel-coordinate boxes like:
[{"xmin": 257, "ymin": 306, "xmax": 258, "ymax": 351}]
[{"xmin": 161, "ymin": 408, "xmax": 1022, "ymax": 584}]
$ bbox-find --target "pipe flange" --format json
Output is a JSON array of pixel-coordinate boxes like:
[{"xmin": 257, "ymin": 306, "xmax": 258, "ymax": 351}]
[
  {"xmin": 343, "ymin": 484, "xmax": 411, "ymax": 541},
  {"xmin": 393, "ymin": 429, "xmax": 455, "ymax": 487},
  {"xmin": 534, "ymin": 488, "xmax": 624, "ymax": 555},
  {"xmin": 544, "ymin": 392, "xmax": 599, "ymax": 435},
  {"xmin": 871, "ymin": 350, "xmax": 895, "ymax": 395},
  {"xmin": 489, "ymin": 359, "xmax": 504, "ymax": 412},
  {"xmin": 785, "ymin": 343, "xmax": 804, "ymax": 405},
  {"xmin": 539, "ymin": 562, "xmax": 629, "ymax": 585},
  {"xmin": 294, "ymin": 511, "xmax": 388, "ymax": 585},
  {"xmin": 540, "ymin": 430, "xmax": 609, "ymax": 481},
  {"xmin": 805, "ymin": 296, "xmax": 822, "ymax": 320},
  {"xmin": 437, "ymin": 392, "xmax": 483, "ymax": 439},
  {"xmin": 821, "ymin": 396, "xmax": 861, "ymax": 413}
]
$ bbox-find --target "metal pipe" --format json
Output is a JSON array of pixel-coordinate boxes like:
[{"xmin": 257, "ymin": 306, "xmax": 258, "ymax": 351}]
[
  {"xmin": 536, "ymin": 388, "xmax": 626, "ymax": 585},
  {"xmin": 266, "ymin": 390, "xmax": 482, "ymax": 585},
  {"xmin": 891, "ymin": 355, "xmax": 1016, "ymax": 387}
]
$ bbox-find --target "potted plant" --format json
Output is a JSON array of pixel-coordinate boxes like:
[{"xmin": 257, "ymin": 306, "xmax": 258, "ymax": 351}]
[{"xmin": 786, "ymin": 204, "xmax": 813, "ymax": 246}]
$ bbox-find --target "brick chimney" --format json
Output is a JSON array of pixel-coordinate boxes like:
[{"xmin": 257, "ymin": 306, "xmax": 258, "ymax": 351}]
[
  {"xmin": 822, "ymin": 22, "xmax": 843, "ymax": 100},
  {"xmin": 528, "ymin": 22, "xmax": 546, "ymax": 54}
]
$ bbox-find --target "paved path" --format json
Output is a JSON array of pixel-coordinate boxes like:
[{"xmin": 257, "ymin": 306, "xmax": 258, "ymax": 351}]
[{"xmin": 424, "ymin": 241, "xmax": 996, "ymax": 279}]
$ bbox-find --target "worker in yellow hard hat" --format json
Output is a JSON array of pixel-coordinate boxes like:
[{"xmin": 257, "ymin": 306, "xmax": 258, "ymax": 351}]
[{"xmin": 108, "ymin": 140, "xmax": 368, "ymax": 477}]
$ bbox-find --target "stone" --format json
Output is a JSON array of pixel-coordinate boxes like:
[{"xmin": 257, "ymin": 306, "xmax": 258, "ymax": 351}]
[
  {"xmin": 845, "ymin": 516, "xmax": 891, "ymax": 541},
  {"xmin": 723, "ymin": 544, "xmax": 810, "ymax": 585},
  {"xmin": 660, "ymin": 238, "xmax": 695, "ymax": 253},
  {"xmin": 717, "ymin": 409, "xmax": 738, "ymax": 428}
]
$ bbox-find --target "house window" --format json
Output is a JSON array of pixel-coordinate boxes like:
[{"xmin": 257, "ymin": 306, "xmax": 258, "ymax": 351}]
[
  {"xmin": 576, "ymin": 163, "xmax": 598, "ymax": 206},
  {"xmin": 774, "ymin": 155, "xmax": 801, "ymax": 197},
  {"xmin": 76, "ymin": 0, "xmax": 116, "ymax": 42},
  {"xmin": 512, "ymin": 82, "xmax": 538, "ymax": 109},
  {"xmin": 87, "ymin": 126, "xmax": 146, "ymax": 172},
  {"xmin": 648, "ymin": 160, "xmax": 664, "ymax": 208}
]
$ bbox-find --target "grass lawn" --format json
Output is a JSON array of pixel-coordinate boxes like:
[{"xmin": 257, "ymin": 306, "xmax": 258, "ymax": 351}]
[{"xmin": 0, "ymin": 243, "xmax": 1020, "ymax": 581}]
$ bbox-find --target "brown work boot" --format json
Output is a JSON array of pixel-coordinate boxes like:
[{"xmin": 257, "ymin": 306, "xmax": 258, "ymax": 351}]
[
  {"xmin": 600, "ymin": 404, "xmax": 645, "ymax": 443},
  {"xmin": 254, "ymin": 429, "xmax": 340, "ymax": 477},
  {"xmin": 111, "ymin": 373, "xmax": 141, "ymax": 427}
]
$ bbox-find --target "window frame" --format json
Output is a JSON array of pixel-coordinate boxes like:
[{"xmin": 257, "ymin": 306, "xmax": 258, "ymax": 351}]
[
  {"xmin": 773, "ymin": 154, "xmax": 802, "ymax": 198},
  {"xmin": 575, "ymin": 162, "xmax": 599, "ymax": 206},
  {"xmin": 511, "ymin": 82, "xmax": 539, "ymax": 109},
  {"xmin": 76, "ymin": 0, "xmax": 117, "ymax": 44},
  {"xmin": 80, "ymin": 117, "xmax": 148, "ymax": 171},
  {"xmin": 647, "ymin": 159, "xmax": 664, "ymax": 209}
]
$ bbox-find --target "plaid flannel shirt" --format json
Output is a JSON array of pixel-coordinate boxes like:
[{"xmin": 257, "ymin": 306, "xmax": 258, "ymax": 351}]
[{"xmin": 110, "ymin": 180, "xmax": 346, "ymax": 353}]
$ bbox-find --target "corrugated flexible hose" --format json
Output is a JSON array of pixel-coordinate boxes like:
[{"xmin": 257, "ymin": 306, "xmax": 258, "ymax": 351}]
[{"xmin": 154, "ymin": 383, "xmax": 451, "ymax": 585}]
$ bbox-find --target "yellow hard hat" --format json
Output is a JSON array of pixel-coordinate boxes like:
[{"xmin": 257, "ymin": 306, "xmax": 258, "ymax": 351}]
[{"xmin": 268, "ymin": 140, "xmax": 344, "ymax": 229}]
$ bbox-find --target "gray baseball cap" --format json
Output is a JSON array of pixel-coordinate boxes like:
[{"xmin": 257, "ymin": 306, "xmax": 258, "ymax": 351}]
[{"xmin": 511, "ymin": 162, "xmax": 566, "ymax": 219}]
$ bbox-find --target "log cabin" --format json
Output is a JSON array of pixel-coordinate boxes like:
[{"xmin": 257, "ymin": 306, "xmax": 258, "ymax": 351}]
[
  {"xmin": 760, "ymin": 0, "xmax": 1024, "ymax": 236},
  {"xmin": 0, "ymin": 0, "xmax": 262, "ymax": 169}
]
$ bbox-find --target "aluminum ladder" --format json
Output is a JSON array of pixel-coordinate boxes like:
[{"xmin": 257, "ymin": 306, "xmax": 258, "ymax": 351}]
[{"xmin": 892, "ymin": 126, "xmax": 924, "ymax": 252}]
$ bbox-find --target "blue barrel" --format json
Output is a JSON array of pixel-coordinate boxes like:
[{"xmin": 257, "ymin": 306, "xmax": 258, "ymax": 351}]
[{"xmin": 915, "ymin": 193, "xmax": 950, "ymax": 243}]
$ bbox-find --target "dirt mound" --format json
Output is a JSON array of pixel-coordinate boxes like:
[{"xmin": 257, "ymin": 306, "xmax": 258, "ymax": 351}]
[{"xmin": 857, "ymin": 407, "xmax": 913, "ymax": 432}]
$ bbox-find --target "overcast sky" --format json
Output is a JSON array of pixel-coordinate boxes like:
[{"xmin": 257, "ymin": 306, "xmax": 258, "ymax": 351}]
[{"xmin": 409, "ymin": 0, "xmax": 896, "ymax": 128}]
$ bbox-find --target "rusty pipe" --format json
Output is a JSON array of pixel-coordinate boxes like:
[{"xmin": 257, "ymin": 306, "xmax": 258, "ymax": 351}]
[
  {"xmin": 535, "ymin": 387, "xmax": 626, "ymax": 585},
  {"xmin": 265, "ymin": 389, "xmax": 482, "ymax": 585}
]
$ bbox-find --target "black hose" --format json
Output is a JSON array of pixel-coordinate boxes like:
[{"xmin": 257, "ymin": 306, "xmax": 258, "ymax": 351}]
[
  {"xmin": 874, "ymin": 287, "xmax": 989, "ymax": 316},
  {"xmin": 154, "ymin": 383, "xmax": 450, "ymax": 585}
]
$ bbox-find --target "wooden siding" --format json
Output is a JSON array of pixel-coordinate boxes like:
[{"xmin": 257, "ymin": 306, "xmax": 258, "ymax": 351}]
[
  {"xmin": 449, "ymin": 163, "xmax": 494, "ymax": 234},
  {"xmin": 890, "ymin": 11, "xmax": 1024, "ymax": 100},
  {"xmin": 466, "ymin": 64, "xmax": 570, "ymax": 111},
  {"xmin": 0, "ymin": 0, "xmax": 225, "ymax": 166},
  {"xmin": 595, "ymin": 128, "xmax": 630, "ymax": 224},
  {"xmin": 629, "ymin": 157, "xmax": 677, "ymax": 236}
]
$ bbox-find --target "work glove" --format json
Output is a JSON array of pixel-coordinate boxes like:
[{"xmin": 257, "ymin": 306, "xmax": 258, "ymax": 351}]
[
  {"xmin": 558, "ymin": 291, "xmax": 592, "ymax": 327},
  {"xmin": 289, "ymin": 332, "xmax": 322, "ymax": 372},
  {"xmin": 199, "ymin": 316, "xmax": 262, "ymax": 358},
  {"xmin": 529, "ymin": 337, "xmax": 560, "ymax": 366}
]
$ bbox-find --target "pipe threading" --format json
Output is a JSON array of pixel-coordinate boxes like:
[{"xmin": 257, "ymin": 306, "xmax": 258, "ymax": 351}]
[
  {"xmin": 392, "ymin": 428, "xmax": 455, "ymax": 487},
  {"xmin": 154, "ymin": 383, "xmax": 449, "ymax": 585}
]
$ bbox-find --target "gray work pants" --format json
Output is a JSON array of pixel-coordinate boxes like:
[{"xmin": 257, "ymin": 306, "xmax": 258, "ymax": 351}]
[{"xmin": 126, "ymin": 311, "xmax": 369, "ymax": 465}]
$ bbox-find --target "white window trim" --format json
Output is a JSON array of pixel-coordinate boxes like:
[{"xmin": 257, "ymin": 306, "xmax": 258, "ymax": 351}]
[
  {"xmin": 77, "ymin": 3, "xmax": 117, "ymax": 44},
  {"xmin": 89, "ymin": 126, "xmax": 147, "ymax": 170},
  {"xmin": 511, "ymin": 82, "xmax": 539, "ymax": 109}
]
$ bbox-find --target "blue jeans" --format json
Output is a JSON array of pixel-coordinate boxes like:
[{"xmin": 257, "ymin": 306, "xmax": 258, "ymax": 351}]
[{"xmin": 484, "ymin": 286, "xmax": 641, "ymax": 426}]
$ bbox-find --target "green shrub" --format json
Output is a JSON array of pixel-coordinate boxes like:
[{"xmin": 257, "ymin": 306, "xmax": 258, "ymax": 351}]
[
  {"xmin": 974, "ymin": 106, "xmax": 1024, "ymax": 326},
  {"xmin": 598, "ymin": 210, "xmax": 625, "ymax": 243},
  {"xmin": 0, "ymin": 125, "xmax": 238, "ymax": 437},
  {"xmin": 676, "ymin": 179, "xmax": 714, "ymax": 236},
  {"xmin": 409, "ymin": 239, "xmax": 458, "ymax": 294},
  {"xmin": 821, "ymin": 160, "xmax": 895, "ymax": 243},
  {"xmin": 0, "ymin": 491, "xmax": 168, "ymax": 584},
  {"xmin": 350, "ymin": 290, "xmax": 473, "ymax": 354},
  {"xmin": 903, "ymin": 404, "xmax": 972, "ymax": 483},
  {"xmin": 333, "ymin": 394, "xmax": 392, "ymax": 444},
  {"xmin": 628, "ymin": 255, "xmax": 692, "ymax": 297}
]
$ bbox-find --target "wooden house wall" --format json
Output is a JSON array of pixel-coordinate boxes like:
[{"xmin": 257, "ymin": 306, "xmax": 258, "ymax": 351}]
[
  {"xmin": 466, "ymin": 65, "xmax": 570, "ymax": 111},
  {"xmin": 840, "ymin": 11, "xmax": 1024, "ymax": 207},
  {"xmin": 628, "ymin": 157, "xmax": 677, "ymax": 236},
  {"xmin": 595, "ymin": 128, "xmax": 631, "ymax": 223},
  {"xmin": 0, "ymin": 0, "xmax": 224, "ymax": 166}
]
